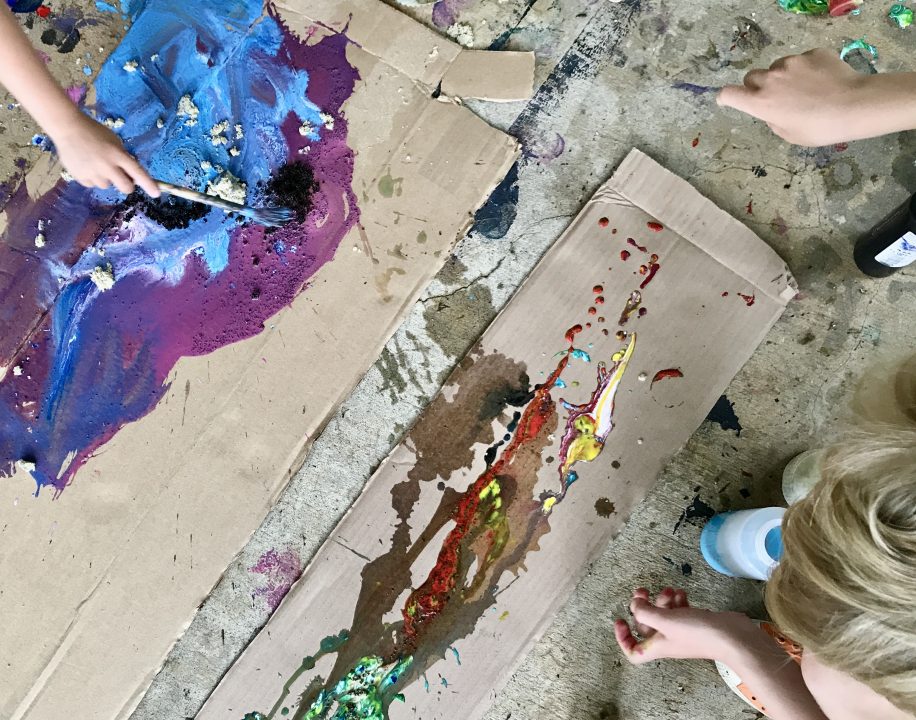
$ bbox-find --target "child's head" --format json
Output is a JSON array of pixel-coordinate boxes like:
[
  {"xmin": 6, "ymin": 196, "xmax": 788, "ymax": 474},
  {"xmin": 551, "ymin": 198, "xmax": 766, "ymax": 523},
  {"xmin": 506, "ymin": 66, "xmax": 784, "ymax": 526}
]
[{"xmin": 765, "ymin": 428, "xmax": 916, "ymax": 718}]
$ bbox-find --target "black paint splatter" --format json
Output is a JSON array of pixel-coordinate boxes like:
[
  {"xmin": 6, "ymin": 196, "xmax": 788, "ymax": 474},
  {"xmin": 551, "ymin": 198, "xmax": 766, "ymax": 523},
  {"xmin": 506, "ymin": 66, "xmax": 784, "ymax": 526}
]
[
  {"xmin": 673, "ymin": 493, "xmax": 716, "ymax": 533},
  {"xmin": 751, "ymin": 165, "xmax": 767, "ymax": 178},
  {"xmin": 123, "ymin": 190, "xmax": 210, "ymax": 230},
  {"xmin": 706, "ymin": 394, "xmax": 742, "ymax": 436},
  {"xmin": 471, "ymin": 161, "xmax": 519, "ymax": 240},
  {"xmin": 262, "ymin": 161, "xmax": 319, "ymax": 223}
]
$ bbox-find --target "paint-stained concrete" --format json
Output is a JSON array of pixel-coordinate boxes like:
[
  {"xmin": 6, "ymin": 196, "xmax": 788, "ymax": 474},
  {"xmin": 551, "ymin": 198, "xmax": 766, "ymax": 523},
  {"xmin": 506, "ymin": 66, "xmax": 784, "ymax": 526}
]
[{"xmin": 1, "ymin": 2, "xmax": 915, "ymax": 719}]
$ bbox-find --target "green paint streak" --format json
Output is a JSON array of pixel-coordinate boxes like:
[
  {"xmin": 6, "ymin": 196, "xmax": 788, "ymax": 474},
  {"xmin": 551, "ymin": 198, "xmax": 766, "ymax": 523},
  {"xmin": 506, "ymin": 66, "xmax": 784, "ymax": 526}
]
[
  {"xmin": 378, "ymin": 170, "xmax": 403, "ymax": 198},
  {"xmin": 300, "ymin": 655, "xmax": 413, "ymax": 720},
  {"xmin": 254, "ymin": 630, "xmax": 350, "ymax": 720}
]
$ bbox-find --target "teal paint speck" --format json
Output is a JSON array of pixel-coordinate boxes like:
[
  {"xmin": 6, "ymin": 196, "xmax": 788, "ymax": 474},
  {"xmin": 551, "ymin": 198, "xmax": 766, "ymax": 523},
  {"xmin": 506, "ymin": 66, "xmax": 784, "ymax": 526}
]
[
  {"xmin": 82, "ymin": 66, "xmax": 93, "ymax": 76},
  {"xmin": 441, "ymin": 677, "xmax": 449, "ymax": 688},
  {"xmin": 449, "ymin": 646, "xmax": 461, "ymax": 665},
  {"xmin": 554, "ymin": 378, "xmax": 566, "ymax": 388},
  {"xmin": 571, "ymin": 349, "xmax": 591, "ymax": 362}
]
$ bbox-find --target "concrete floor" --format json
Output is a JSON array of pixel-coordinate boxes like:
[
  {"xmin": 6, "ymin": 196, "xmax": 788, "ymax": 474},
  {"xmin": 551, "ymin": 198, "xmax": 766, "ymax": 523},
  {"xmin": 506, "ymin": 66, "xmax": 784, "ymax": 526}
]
[{"xmin": 2, "ymin": 1, "xmax": 915, "ymax": 718}]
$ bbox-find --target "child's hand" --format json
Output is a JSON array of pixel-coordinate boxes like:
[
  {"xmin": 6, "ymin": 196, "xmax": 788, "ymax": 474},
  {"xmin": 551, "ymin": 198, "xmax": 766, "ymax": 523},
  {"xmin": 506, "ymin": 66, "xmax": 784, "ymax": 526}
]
[
  {"xmin": 50, "ymin": 113, "xmax": 160, "ymax": 197},
  {"xmin": 716, "ymin": 48, "xmax": 868, "ymax": 146},
  {"xmin": 614, "ymin": 587, "xmax": 756, "ymax": 665}
]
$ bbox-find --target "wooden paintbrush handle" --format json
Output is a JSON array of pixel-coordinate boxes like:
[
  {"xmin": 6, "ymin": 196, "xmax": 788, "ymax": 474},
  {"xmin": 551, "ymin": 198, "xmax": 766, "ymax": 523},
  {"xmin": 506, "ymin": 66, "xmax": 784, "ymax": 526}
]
[{"xmin": 156, "ymin": 180, "xmax": 246, "ymax": 213}]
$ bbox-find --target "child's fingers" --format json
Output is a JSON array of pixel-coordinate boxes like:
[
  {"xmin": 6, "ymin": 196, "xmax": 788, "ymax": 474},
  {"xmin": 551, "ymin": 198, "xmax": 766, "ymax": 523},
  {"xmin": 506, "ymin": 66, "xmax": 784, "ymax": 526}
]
[
  {"xmin": 614, "ymin": 619, "xmax": 656, "ymax": 665},
  {"xmin": 119, "ymin": 156, "xmax": 160, "ymax": 198},
  {"xmin": 108, "ymin": 166, "xmax": 136, "ymax": 195},
  {"xmin": 673, "ymin": 589, "xmax": 689, "ymax": 608},
  {"xmin": 631, "ymin": 597, "xmax": 674, "ymax": 634},
  {"xmin": 716, "ymin": 83, "xmax": 762, "ymax": 118},
  {"xmin": 654, "ymin": 587, "xmax": 675, "ymax": 609},
  {"xmin": 630, "ymin": 591, "xmax": 656, "ymax": 638}
]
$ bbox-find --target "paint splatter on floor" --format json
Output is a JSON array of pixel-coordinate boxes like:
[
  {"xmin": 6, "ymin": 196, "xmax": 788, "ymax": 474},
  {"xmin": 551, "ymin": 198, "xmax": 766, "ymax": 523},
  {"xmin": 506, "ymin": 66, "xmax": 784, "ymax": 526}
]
[
  {"xmin": 250, "ymin": 548, "xmax": 303, "ymax": 613},
  {"xmin": 673, "ymin": 494, "xmax": 716, "ymax": 533},
  {"xmin": 705, "ymin": 394, "xmax": 743, "ymax": 436}
]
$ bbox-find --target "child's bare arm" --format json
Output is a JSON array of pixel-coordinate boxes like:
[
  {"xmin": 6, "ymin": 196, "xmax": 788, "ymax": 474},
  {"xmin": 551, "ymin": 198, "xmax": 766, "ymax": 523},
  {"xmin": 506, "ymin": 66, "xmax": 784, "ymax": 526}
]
[
  {"xmin": 615, "ymin": 587, "xmax": 829, "ymax": 720},
  {"xmin": 717, "ymin": 48, "xmax": 916, "ymax": 146},
  {"xmin": 0, "ymin": 5, "xmax": 158, "ymax": 196}
]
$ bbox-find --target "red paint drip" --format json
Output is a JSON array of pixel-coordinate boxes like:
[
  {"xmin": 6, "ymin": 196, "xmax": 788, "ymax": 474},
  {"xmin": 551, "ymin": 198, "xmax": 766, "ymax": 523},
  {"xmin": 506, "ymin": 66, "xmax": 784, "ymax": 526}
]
[
  {"xmin": 611, "ymin": 228, "xmax": 618, "ymax": 234},
  {"xmin": 721, "ymin": 291, "xmax": 729, "ymax": 297},
  {"xmin": 620, "ymin": 250, "xmax": 630, "ymax": 261},
  {"xmin": 565, "ymin": 324, "xmax": 584, "ymax": 343},
  {"xmin": 602, "ymin": 328, "xmax": 609, "ymax": 336},
  {"xmin": 651, "ymin": 367, "xmax": 683, "ymax": 387},
  {"xmin": 586, "ymin": 322, "xmax": 592, "ymax": 328},
  {"xmin": 598, "ymin": 217, "xmax": 609, "ymax": 227},
  {"xmin": 588, "ymin": 307, "xmax": 597, "ymax": 316},
  {"xmin": 647, "ymin": 221, "xmax": 663, "ymax": 232},
  {"xmin": 593, "ymin": 285, "xmax": 603, "ymax": 294},
  {"xmin": 639, "ymin": 261, "xmax": 660, "ymax": 289},
  {"xmin": 637, "ymin": 307, "xmax": 647, "ymax": 317},
  {"xmin": 691, "ymin": 136, "xmax": 700, "ymax": 148},
  {"xmin": 834, "ymin": 142, "xmax": 849, "ymax": 152},
  {"xmin": 36, "ymin": 5, "xmax": 51, "ymax": 16},
  {"xmin": 738, "ymin": 292, "xmax": 756, "ymax": 307},
  {"xmin": 746, "ymin": 200, "xmax": 754, "ymax": 215},
  {"xmin": 401, "ymin": 348, "xmax": 570, "ymax": 643},
  {"xmin": 595, "ymin": 295, "xmax": 604, "ymax": 305},
  {"xmin": 627, "ymin": 237, "xmax": 648, "ymax": 252},
  {"xmin": 597, "ymin": 316, "xmax": 605, "ymax": 323}
]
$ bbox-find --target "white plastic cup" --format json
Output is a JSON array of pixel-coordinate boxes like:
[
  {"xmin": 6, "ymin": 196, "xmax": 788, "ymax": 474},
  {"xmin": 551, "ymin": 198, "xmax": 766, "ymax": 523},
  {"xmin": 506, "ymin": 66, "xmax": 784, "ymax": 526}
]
[{"xmin": 700, "ymin": 507, "xmax": 786, "ymax": 581}]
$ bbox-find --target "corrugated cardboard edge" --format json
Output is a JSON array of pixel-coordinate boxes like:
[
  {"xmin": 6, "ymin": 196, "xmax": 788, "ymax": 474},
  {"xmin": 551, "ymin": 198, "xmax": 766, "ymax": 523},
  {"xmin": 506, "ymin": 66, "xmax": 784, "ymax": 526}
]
[
  {"xmin": 275, "ymin": 0, "xmax": 534, "ymax": 99},
  {"xmin": 595, "ymin": 149, "xmax": 797, "ymax": 305}
]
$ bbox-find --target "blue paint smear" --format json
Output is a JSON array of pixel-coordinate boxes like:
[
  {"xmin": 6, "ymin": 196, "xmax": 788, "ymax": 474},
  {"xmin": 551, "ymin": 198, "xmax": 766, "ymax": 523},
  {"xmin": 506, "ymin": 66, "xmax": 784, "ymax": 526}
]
[
  {"xmin": 0, "ymin": 0, "xmax": 348, "ymax": 492},
  {"xmin": 95, "ymin": 0, "xmax": 120, "ymax": 12},
  {"xmin": 471, "ymin": 160, "xmax": 519, "ymax": 240},
  {"xmin": 672, "ymin": 82, "xmax": 718, "ymax": 95},
  {"xmin": 570, "ymin": 349, "xmax": 591, "ymax": 363},
  {"xmin": 554, "ymin": 378, "xmax": 566, "ymax": 388}
]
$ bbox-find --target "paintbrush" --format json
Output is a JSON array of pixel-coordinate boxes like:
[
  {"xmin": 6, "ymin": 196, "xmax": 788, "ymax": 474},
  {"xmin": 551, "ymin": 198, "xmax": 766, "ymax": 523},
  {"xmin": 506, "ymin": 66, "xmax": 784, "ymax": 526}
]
[{"xmin": 155, "ymin": 180, "xmax": 295, "ymax": 227}]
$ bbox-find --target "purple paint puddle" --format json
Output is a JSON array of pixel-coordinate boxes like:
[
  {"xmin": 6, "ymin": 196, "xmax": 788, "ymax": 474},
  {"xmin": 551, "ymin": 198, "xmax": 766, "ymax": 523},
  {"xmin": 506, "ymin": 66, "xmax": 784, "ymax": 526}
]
[{"xmin": 250, "ymin": 548, "xmax": 303, "ymax": 612}]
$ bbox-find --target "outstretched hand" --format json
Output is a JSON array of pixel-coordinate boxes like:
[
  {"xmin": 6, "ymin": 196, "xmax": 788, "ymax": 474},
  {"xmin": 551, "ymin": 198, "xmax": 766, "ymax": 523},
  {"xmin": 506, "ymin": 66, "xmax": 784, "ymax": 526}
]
[
  {"xmin": 51, "ymin": 113, "xmax": 159, "ymax": 197},
  {"xmin": 614, "ymin": 587, "xmax": 756, "ymax": 665},
  {"xmin": 716, "ymin": 48, "xmax": 875, "ymax": 146}
]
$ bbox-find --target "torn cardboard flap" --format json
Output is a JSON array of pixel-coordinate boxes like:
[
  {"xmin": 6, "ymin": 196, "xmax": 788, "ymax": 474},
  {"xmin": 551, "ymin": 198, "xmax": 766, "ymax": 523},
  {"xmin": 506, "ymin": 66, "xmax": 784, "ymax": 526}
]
[
  {"xmin": 280, "ymin": 0, "xmax": 535, "ymax": 99},
  {"xmin": 441, "ymin": 49, "xmax": 536, "ymax": 101}
]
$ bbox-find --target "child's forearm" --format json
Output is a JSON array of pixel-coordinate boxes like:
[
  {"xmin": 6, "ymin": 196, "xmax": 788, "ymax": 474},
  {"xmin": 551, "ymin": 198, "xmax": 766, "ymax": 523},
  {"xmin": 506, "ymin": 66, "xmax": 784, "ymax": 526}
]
[
  {"xmin": 722, "ymin": 630, "xmax": 829, "ymax": 720},
  {"xmin": 0, "ymin": 5, "xmax": 81, "ymax": 139},
  {"xmin": 855, "ymin": 72, "xmax": 916, "ymax": 139}
]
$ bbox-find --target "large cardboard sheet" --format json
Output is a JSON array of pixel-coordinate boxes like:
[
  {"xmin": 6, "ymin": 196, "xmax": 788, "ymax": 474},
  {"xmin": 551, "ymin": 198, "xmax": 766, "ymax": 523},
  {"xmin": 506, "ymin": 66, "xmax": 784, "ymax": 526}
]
[
  {"xmin": 198, "ymin": 149, "xmax": 795, "ymax": 720},
  {"xmin": 0, "ymin": 1, "xmax": 523, "ymax": 718}
]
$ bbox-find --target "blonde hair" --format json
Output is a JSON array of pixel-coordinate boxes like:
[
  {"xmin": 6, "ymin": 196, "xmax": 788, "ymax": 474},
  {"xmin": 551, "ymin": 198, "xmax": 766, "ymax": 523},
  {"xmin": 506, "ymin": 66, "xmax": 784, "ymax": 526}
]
[{"xmin": 765, "ymin": 427, "xmax": 916, "ymax": 713}]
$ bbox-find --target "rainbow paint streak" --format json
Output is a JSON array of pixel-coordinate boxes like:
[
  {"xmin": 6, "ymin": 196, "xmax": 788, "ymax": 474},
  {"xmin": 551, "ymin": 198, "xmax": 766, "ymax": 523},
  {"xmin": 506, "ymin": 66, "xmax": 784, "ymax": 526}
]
[
  {"xmin": 247, "ymin": 328, "xmax": 636, "ymax": 720},
  {"xmin": 0, "ymin": 0, "xmax": 360, "ymax": 493}
]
